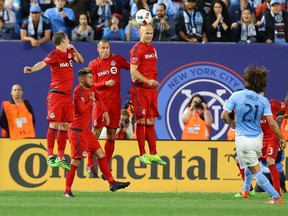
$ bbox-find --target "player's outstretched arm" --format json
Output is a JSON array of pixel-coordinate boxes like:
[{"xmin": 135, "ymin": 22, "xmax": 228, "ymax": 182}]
[{"xmin": 23, "ymin": 61, "xmax": 47, "ymax": 74}]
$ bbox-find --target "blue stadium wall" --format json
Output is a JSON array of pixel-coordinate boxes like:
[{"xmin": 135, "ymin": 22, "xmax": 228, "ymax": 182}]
[{"xmin": 0, "ymin": 41, "xmax": 287, "ymax": 139}]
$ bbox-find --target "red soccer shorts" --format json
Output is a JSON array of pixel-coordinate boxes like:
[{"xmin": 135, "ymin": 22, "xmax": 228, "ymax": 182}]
[
  {"xmin": 259, "ymin": 138, "xmax": 280, "ymax": 161},
  {"xmin": 130, "ymin": 86, "xmax": 159, "ymax": 119},
  {"xmin": 92, "ymin": 101, "xmax": 121, "ymax": 129},
  {"xmin": 46, "ymin": 92, "xmax": 73, "ymax": 122},
  {"xmin": 68, "ymin": 128, "xmax": 101, "ymax": 159}
]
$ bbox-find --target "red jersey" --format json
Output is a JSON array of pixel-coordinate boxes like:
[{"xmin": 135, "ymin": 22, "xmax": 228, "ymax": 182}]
[
  {"xmin": 261, "ymin": 99, "xmax": 288, "ymax": 141},
  {"xmin": 44, "ymin": 49, "xmax": 76, "ymax": 94},
  {"xmin": 88, "ymin": 54, "xmax": 130, "ymax": 100},
  {"xmin": 130, "ymin": 41, "xmax": 158, "ymax": 88},
  {"xmin": 70, "ymin": 84, "xmax": 107, "ymax": 131}
]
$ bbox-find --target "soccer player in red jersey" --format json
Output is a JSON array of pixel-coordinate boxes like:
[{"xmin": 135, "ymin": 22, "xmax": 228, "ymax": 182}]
[
  {"xmin": 259, "ymin": 99, "xmax": 288, "ymax": 196},
  {"xmin": 63, "ymin": 68, "xmax": 130, "ymax": 197},
  {"xmin": 129, "ymin": 24, "xmax": 166, "ymax": 165},
  {"xmin": 87, "ymin": 39, "xmax": 130, "ymax": 177},
  {"xmin": 23, "ymin": 32, "xmax": 84, "ymax": 170}
]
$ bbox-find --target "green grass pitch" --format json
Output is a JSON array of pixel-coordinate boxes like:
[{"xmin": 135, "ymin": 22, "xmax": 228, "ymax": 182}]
[{"xmin": 0, "ymin": 191, "xmax": 287, "ymax": 216}]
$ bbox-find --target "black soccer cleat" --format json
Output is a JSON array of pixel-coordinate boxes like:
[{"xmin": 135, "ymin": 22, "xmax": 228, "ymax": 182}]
[
  {"xmin": 110, "ymin": 181, "xmax": 130, "ymax": 192},
  {"xmin": 86, "ymin": 166, "xmax": 98, "ymax": 178}
]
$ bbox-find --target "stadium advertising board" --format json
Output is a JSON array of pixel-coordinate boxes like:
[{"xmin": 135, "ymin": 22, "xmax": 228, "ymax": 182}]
[{"xmin": 1, "ymin": 138, "xmax": 286, "ymax": 192}]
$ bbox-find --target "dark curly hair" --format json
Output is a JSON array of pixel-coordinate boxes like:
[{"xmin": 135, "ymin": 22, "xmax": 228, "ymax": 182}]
[{"xmin": 243, "ymin": 65, "xmax": 268, "ymax": 93}]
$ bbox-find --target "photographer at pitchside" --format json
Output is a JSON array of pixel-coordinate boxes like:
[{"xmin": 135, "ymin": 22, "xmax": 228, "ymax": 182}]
[{"xmin": 181, "ymin": 94, "xmax": 213, "ymax": 140}]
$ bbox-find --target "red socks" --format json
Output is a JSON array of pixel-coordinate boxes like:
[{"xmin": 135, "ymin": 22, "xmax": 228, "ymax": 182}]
[
  {"xmin": 136, "ymin": 123, "xmax": 146, "ymax": 155},
  {"xmin": 65, "ymin": 164, "xmax": 77, "ymax": 193},
  {"xmin": 98, "ymin": 157, "xmax": 116, "ymax": 185},
  {"xmin": 57, "ymin": 130, "xmax": 67, "ymax": 158},
  {"xmin": 145, "ymin": 124, "xmax": 157, "ymax": 155},
  {"xmin": 269, "ymin": 164, "xmax": 281, "ymax": 195},
  {"xmin": 47, "ymin": 128, "xmax": 57, "ymax": 156},
  {"xmin": 87, "ymin": 151, "xmax": 95, "ymax": 167},
  {"xmin": 104, "ymin": 139, "xmax": 115, "ymax": 164}
]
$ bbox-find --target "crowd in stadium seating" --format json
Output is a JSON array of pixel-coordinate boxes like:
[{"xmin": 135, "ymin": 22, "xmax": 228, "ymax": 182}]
[{"xmin": 1, "ymin": 0, "xmax": 288, "ymax": 44}]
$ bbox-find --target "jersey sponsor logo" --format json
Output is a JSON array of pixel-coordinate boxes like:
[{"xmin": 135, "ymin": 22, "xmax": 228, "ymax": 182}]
[
  {"xmin": 110, "ymin": 66, "xmax": 117, "ymax": 74},
  {"xmin": 81, "ymin": 97, "xmax": 85, "ymax": 102},
  {"xmin": 59, "ymin": 62, "xmax": 70, "ymax": 67},
  {"xmin": 97, "ymin": 70, "xmax": 110, "ymax": 77},
  {"xmin": 111, "ymin": 60, "xmax": 116, "ymax": 66},
  {"xmin": 145, "ymin": 54, "xmax": 156, "ymax": 59},
  {"xmin": 156, "ymin": 62, "xmax": 245, "ymax": 140}
]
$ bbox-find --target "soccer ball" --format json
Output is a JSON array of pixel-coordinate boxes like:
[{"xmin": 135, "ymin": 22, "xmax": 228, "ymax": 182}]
[{"xmin": 135, "ymin": 9, "xmax": 152, "ymax": 26}]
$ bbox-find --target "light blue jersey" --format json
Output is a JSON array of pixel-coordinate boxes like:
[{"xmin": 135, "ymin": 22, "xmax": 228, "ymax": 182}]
[{"xmin": 223, "ymin": 89, "xmax": 272, "ymax": 137}]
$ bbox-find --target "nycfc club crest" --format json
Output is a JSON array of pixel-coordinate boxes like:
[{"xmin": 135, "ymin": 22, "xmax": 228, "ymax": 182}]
[{"xmin": 156, "ymin": 62, "xmax": 245, "ymax": 140}]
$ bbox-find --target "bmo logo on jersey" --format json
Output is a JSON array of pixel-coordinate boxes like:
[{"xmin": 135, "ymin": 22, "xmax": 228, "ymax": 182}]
[{"xmin": 156, "ymin": 62, "xmax": 245, "ymax": 140}]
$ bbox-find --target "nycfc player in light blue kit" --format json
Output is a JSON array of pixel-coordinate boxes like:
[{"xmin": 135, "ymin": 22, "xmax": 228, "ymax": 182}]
[{"xmin": 221, "ymin": 65, "xmax": 286, "ymax": 204}]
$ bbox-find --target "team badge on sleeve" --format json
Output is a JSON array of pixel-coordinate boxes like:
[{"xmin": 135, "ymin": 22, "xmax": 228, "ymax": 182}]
[{"xmin": 132, "ymin": 57, "xmax": 138, "ymax": 63}]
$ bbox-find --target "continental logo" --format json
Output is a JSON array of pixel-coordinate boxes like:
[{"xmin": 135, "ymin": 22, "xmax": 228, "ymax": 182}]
[
  {"xmin": 156, "ymin": 62, "xmax": 245, "ymax": 140},
  {"xmin": 9, "ymin": 142, "xmax": 235, "ymax": 188}
]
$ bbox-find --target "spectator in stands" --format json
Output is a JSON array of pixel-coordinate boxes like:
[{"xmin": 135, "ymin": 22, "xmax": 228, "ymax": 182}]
[
  {"xmin": 228, "ymin": 0, "xmax": 254, "ymax": 23},
  {"xmin": 125, "ymin": 15, "xmax": 140, "ymax": 41},
  {"xmin": 176, "ymin": 0, "xmax": 207, "ymax": 43},
  {"xmin": 206, "ymin": 0, "xmax": 232, "ymax": 42},
  {"xmin": 4, "ymin": 0, "xmax": 20, "ymax": 37},
  {"xmin": 152, "ymin": 0, "xmax": 180, "ymax": 20},
  {"xmin": 44, "ymin": 0, "xmax": 75, "ymax": 40},
  {"xmin": 181, "ymin": 94, "xmax": 213, "ymax": 140},
  {"xmin": 39, "ymin": 0, "xmax": 54, "ymax": 12},
  {"xmin": 231, "ymin": 8, "xmax": 259, "ymax": 43},
  {"xmin": 102, "ymin": 13, "xmax": 125, "ymax": 41},
  {"xmin": 72, "ymin": 11, "xmax": 94, "ymax": 41},
  {"xmin": 0, "ymin": 84, "xmax": 36, "ymax": 140},
  {"xmin": 4, "ymin": 0, "xmax": 20, "ymax": 13},
  {"xmin": 222, "ymin": 0, "xmax": 230, "ymax": 8},
  {"xmin": 20, "ymin": 4, "xmax": 51, "ymax": 47},
  {"xmin": 152, "ymin": 3, "xmax": 175, "ymax": 41},
  {"xmin": 0, "ymin": 0, "xmax": 16, "ymax": 37},
  {"xmin": 65, "ymin": 0, "xmax": 86, "ymax": 20},
  {"xmin": 0, "ymin": 15, "xmax": 12, "ymax": 39},
  {"xmin": 91, "ymin": 0, "xmax": 115, "ymax": 40},
  {"xmin": 198, "ymin": 0, "xmax": 213, "ymax": 15},
  {"xmin": 258, "ymin": 0, "xmax": 288, "ymax": 44},
  {"xmin": 256, "ymin": 0, "xmax": 285, "ymax": 21},
  {"xmin": 130, "ymin": 0, "xmax": 152, "ymax": 17},
  {"xmin": 114, "ymin": 0, "xmax": 131, "ymax": 24}
]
